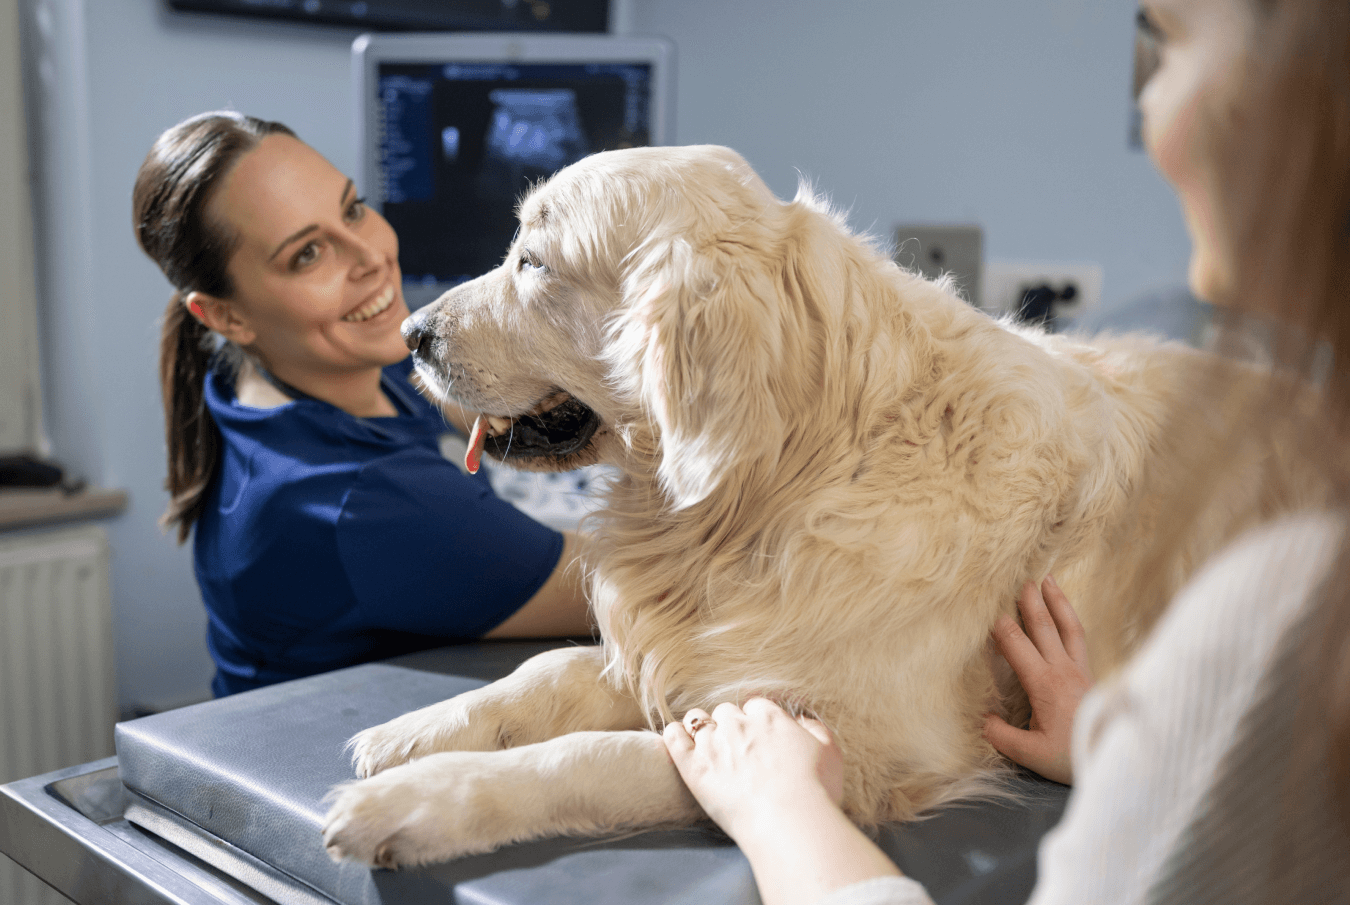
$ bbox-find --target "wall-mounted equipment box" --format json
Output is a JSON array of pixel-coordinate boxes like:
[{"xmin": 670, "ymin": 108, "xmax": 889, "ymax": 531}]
[{"xmin": 893, "ymin": 224, "xmax": 983, "ymax": 309}]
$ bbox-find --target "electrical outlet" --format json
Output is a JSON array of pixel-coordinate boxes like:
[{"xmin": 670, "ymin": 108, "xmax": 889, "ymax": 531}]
[
  {"xmin": 893, "ymin": 224, "xmax": 983, "ymax": 307},
  {"xmin": 982, "ymin": 261, "xmax": 1103, "ymax": 328}
]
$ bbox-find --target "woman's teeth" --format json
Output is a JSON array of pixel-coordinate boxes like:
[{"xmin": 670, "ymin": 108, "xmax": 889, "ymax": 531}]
[{"xmin": 343, "ymin": 285, "xmax": 396, "ymax": 322}]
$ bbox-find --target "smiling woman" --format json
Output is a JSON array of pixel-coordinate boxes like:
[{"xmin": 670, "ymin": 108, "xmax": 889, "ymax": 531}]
[
  {"xmin": 133, "ymin": 111, "xmax": 594, "ymax": 697},
  {"xmin": 188, "ymin": 133, "xmax": 412, "ymax": 417}
]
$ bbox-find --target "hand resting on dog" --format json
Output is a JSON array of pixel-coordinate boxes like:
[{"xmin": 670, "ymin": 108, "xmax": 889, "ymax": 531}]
[
  {"xmin": 664, "ymin": 700, "xmax": 901, "ymax": 905},
  {"xmin": 662, "ymin": 578, "xmax": 1092, "ymax": 905},
  {"xmin": 981, "ymin": 575, "xmax": 1093, "ymax": 785}
]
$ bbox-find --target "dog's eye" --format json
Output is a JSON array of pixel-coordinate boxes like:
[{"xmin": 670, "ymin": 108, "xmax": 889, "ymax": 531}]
[{"xmin": 518, "ymin": 250, "xmax": 546, "ymax": 274}]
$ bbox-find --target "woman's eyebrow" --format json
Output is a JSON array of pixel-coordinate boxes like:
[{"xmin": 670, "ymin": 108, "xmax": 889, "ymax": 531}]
[
  {"xmin": 267, "ymin": 179, "xmax": 357, "ymax": 262},
  {"xmin": 268, "ymin": 224, "xmax": 318, "ymax": 262}
]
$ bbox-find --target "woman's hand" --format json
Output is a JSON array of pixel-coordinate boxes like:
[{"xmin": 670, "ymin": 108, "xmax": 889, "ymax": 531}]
[
  {"xmin": 983, "ymin": 575, "xmax": 1094, "ymax": 785},
  {"xmin": 663, "ymin": 699, "xmax": 900, "ymax": 905},
  {"xmin": 663, "ymin": 698, "xmax": 843, "ymax": 842}
]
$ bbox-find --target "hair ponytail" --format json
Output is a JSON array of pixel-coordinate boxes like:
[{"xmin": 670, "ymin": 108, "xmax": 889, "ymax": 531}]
[
  {"xmin": 159, "ymin": 294, "xmax": 221, "ymax": 543},
  {"xmin": 134, "ymin": 111, "xmax": 295, "ymax": 543}
]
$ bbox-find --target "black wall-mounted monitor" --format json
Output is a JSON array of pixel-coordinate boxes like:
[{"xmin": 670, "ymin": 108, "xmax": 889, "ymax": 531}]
[
  {"xmin": 353, "ymin": 32, "xmax": 676, "ymax": 308},
  {"xmin": 168, "ymin": 0, "xmax": 609, "ymax": 33}
]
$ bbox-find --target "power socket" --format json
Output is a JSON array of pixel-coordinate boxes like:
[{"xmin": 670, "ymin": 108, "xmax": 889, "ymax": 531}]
[
  {"xmin": 893, "ymin": 224, "xmax": 983, "ymax": 307},
  {"xmin": 982, "ymin": 261, "xmax": 1103, "ymax": 328}
]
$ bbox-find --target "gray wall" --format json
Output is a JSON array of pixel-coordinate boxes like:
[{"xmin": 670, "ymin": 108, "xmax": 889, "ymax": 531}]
[
  {"xmin": 22, "ymin": 0, "xmax": 1188, "ymax": 712},
  {"xmin": 627, "ymin": 0, "xmax": 1188, "ymax": 298}
]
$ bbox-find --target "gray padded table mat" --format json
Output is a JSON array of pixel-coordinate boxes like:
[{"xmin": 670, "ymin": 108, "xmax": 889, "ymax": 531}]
[{"xmin": 115, "ymin": 641, "xmax": 1068, "ymax": 905}]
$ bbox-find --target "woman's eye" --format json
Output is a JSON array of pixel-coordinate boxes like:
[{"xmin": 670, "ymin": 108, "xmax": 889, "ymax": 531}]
[
  {"xmin": 1133, "ymin": 7, "xmax": 1165, "ymax": 101},
  {"xmin": 292, "ymin": 242, "xmax": 321, "ymax": 269},
  {"xmin": 1136, "ymin": 8, "xmax": 1162, "ymax": 40},
  {"xmin": 345, "ymin": 196, "xmax": 367, "ymax": 222}
]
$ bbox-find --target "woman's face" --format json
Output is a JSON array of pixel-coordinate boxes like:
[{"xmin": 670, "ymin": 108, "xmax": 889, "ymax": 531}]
[
  {"xmin": 1136, "ymin": 0, "xmax": 1254, "ymax": 304},
  {"xmin": 208, "ymin": 134, "xmax": 411, "ymax": 378}
]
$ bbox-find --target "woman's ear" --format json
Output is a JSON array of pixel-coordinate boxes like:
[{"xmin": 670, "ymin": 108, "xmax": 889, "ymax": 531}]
[{"xmin": 184, "ymin": 291, "xmax": 256, "ymax": 345}]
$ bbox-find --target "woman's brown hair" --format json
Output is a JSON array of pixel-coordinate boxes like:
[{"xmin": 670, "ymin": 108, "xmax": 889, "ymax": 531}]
[
  {"xmin": 1130, "ymin": 0, "xmax": 1350, "ymax": 846},
  {"xmin": 132, "ymin": 111, "xmax": 295, "ymax": 543},
  {"xmin": 1250, "ymin": 1, "xmax": 1350, "ymax": 854}
]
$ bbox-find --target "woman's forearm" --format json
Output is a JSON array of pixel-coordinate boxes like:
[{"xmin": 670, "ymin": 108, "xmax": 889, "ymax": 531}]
[{"xmin": 732, "ymin": 790, "xmax": 903, "ymax": 905}]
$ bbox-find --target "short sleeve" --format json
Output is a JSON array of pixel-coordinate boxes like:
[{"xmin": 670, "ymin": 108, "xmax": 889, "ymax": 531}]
[{"xmin": 335, "ymin": 449, "xmax": 565, "ymax": 638}]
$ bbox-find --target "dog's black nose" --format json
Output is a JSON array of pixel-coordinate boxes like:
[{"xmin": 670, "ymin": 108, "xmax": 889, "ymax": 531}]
[{"xmin": 401, "ymin": 305, "xmax": 433, "ymax": 354}]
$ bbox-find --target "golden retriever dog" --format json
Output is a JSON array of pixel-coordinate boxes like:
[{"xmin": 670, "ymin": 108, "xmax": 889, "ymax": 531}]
[{"xmin": 322, "ymin": 145, "xmax": 1319, "ymax": 869}]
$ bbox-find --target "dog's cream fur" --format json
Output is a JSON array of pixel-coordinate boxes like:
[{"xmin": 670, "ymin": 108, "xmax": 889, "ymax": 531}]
[{"xmin": 322, "ymin": 145, "xmax": 1319, "ymax": 868}]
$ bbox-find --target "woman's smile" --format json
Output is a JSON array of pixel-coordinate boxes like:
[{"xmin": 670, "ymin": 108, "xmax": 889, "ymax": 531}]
[{"xmin": 343, "ymin": 283, "xmax": 400, "ymax": 323}]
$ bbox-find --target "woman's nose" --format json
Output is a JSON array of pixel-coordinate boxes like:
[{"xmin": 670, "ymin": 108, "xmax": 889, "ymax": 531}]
[{"xmin": 348, "ymin": 232, "xmax": 384, "ymax": 277}]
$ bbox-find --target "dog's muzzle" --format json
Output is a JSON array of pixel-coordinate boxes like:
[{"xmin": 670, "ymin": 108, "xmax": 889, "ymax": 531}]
[{"xmin": 399, "ymin": 304, "xmax": 602, "ymax": 465}]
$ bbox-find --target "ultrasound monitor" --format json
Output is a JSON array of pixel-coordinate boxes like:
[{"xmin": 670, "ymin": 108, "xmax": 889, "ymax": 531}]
[{"xmin": 353, "ymin": 33, "xmax": 676, "ymax": 309}]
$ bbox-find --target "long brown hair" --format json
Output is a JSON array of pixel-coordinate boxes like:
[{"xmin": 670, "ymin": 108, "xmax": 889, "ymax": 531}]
[
  {"xmin": 132, "ymin": 112, "xmax": 295, "ymax": 543},
  {"xmin": 1250, "ymin": 0, "xmax": 1350, "ymax": 835},
  {"xmin": 1221, "ymin": 0, "xmax": 1350, "ymax": 834},
  {"xmin": 1134, "ymin": 0, "xmax": 1350, "ymax": 838}
]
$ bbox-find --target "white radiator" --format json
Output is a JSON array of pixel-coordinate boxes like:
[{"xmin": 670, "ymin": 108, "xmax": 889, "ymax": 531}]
[{"xmin": 0, "ymin": 525, "xmax": 116, "ymax": 905}]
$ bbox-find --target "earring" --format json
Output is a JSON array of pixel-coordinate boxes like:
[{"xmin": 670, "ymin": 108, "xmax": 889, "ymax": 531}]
[{"xmin": 188, "ymin": 299, "xmax": 205, "ymax": 321}]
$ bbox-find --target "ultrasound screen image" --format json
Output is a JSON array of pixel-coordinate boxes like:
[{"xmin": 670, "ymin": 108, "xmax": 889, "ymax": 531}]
[{"xmin": 376, "ymin": 61, "xmax": 654, "ymax": 300}]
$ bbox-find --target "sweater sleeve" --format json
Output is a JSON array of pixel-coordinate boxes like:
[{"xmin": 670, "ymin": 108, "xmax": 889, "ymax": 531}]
[{"xmin": 814, "ymin": 876, "xmax": 934, "ymax": 905}]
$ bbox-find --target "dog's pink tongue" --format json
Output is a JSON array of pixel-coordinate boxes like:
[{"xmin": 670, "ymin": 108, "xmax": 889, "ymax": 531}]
[{"xmin": 466, "ymin": 414, "xmax": 488, "ymax": 474}]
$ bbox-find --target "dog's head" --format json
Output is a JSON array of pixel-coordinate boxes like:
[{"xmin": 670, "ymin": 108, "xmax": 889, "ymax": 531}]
[{"xmin": 404, "ymin": 145, "xmax": 851, "ymax": 509}]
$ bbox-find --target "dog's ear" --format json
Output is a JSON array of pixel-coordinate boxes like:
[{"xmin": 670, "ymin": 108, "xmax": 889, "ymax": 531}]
[{"xmin": 621, "ymin": 235, "xmax": 796, "ymax": 510}]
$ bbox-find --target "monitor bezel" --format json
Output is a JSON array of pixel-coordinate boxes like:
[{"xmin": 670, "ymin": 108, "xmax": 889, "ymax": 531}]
[
  {"xmin": 352, "ymin": 31, "xmax": 676, "ymax": 214},
  {"xmin": 352, "ymin": 32, "xmax": 675, "ymax": 307}
]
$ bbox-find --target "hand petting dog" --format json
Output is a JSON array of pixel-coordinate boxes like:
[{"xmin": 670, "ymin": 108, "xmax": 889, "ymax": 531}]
[
  {"xmin": 664, "ymin": 699, "xmax": 901, "ymax": 905},
  {"xmin": 983, "ymin": 576, "xmax": 1093, "ymax": 786}
]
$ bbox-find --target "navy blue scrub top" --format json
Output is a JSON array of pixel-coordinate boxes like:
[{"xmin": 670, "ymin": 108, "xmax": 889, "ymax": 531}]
[{"xmin": 194, "ymin": 357, "xmax": 565, "ymax": 697}]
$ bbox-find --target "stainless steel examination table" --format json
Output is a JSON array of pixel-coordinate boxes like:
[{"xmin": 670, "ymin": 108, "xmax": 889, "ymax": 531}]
[{"xmin": 0, "ymin": 640, "xmax": 1068, "ymax": 905}]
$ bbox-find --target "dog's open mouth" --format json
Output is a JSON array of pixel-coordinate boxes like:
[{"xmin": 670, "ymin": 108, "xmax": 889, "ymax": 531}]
[{"xmin": 464, "ymin": 390, "xmax": 600, "ymax": 473}]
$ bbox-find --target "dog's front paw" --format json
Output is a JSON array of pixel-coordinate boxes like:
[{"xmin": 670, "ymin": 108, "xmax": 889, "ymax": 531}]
[
  {"xmin": 346, "ymin": 719, "xmax": 427, "ymax": 780},
  {"xmin": 349, "ymin": 692, "xmax": 505, "ymax": 778},
  {"xmin": 322, "ymin": 777, "xmax": 412, "ymax": 870},
  {"xmin": 323, "ymin": 753, "xmax": 515, "ymax": 868}
]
